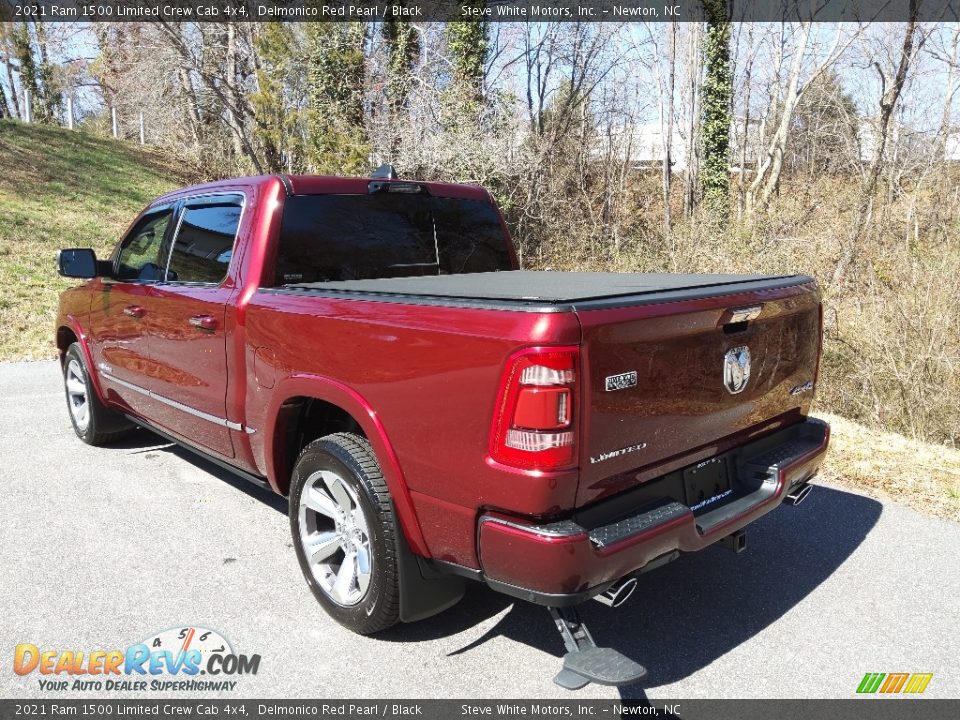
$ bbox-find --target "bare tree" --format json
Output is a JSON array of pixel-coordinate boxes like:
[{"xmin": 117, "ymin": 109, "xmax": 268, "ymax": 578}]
[
  {"xmin": 833, "ymin": 10, "xmax": 925, "ymax": 284},
  {"xmin": 745, "ymin": 23, "xmax": 860, "ymax": 214},
  {"xmin": 157, "ymin": 21, "xmax": 263, "ymax": 172},
  {"xmin": 682, "ymin": 22, "xmax": 702, "ymax": 217},
  {"xmin": 733, "ymin": 23, "xmax": 757, "ymax": 218},
  {"xmin": 642, "ymin": 21, "xmax": 677, "ymax": 237},
  {"xmin": 0, "ymin": 22, "xmax": 20, "ymax": 119}
]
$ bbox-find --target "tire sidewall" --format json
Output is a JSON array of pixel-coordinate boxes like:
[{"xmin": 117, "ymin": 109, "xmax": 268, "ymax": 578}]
[
  {"xmin": 63, "ymin": 345, "xmax": 95, "ymax": 443},
  {"xmin": 289, "ymin": 439, "xmax": 394, "ymax": 632}
]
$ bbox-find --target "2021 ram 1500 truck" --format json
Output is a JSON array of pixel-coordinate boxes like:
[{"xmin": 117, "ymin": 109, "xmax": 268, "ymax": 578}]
[{"xmin": 56, "ymin": 168, "xmax": 829, "ymax": 689}]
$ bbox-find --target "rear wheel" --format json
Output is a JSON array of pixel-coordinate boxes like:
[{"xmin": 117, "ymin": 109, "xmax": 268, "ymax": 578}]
[
  {"xmin": 289, "ymin": 432, "xmax": 400, "ymax": 634},
  {"xmin": 63, "ymin": 343, "xmax": 133, "ymax": 445}
]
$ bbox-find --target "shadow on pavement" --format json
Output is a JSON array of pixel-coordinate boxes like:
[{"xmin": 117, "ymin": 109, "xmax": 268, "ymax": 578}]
[
  {"xmin": 383, "ymin": 485, "xmax": 882, "ymax": 696},
  {"xmin": 106, "ymin": 429, "xmax": 288, "ymax": 514}
]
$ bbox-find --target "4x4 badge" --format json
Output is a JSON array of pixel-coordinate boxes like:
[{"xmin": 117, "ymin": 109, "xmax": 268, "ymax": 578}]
[{"xmin": 723, "ymin": 346, "xmax": 751, "ymax": 394}]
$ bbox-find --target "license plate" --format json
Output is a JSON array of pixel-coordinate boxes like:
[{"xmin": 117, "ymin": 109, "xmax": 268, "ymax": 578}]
[{"xmin": 683, "ymin": 457, "xmax": 732, "ymax": 511}]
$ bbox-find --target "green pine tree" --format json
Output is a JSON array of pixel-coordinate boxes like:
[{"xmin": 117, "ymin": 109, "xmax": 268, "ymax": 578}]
[
  {"xmin": 445, "ymin": 11, "xmax": 489, "ymax": 118},
  {"xmin": 701, "ymin": 1, "xmax": 731, "ymax": 218},
  {"xmin": 383, "ymin": 9, "xmax": 420, "ymax": 115},
  {"xmin": 251, "ymin": 24, "xmax": 300, "ymax": 172},
  {"xmin": 305, "ymin": 21, "xmax": 369, "ymax": 175}
]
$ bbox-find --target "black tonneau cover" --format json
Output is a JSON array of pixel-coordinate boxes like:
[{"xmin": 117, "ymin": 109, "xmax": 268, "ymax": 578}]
[{"xmin": 280, "ymin": 271, "xmax": 811, "ymax": 312}]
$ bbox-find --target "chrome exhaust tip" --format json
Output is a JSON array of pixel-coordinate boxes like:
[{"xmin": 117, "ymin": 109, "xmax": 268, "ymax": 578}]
[
  {"xmin": 593, "ymin": 577, "xmax": 638, "ymax": 608},
  {"xmin": 786, "ymin": 483, "xmax": 813, "ymax": 506}
]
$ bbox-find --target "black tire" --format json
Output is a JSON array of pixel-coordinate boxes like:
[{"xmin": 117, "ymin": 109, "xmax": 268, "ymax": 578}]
[
  {"xmin": 289, "ymin": 432, "xmax": 400, "ymax": 634},
  {"xmin": 62, "ymin": 343, "xmax": 134, "ymax": 446}
]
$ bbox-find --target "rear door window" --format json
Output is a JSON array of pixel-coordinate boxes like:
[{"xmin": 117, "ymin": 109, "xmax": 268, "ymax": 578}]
[
  {"xmin": 115, "ymin": 209, "xmax": 173, "ymax": 282},
  {"xmin": 166, "ymin": 198, "xmax": 243, "ymax": 284}
]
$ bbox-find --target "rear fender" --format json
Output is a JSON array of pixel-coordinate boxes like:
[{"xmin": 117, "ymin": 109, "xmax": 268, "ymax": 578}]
[{"xmin": 266, "ymin": 374, "xmax": 430, "ymax": 557}]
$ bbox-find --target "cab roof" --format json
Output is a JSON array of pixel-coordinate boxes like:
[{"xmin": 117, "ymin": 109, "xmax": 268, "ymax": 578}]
[{"xmin": 154, "ymin": 174, "xmax": 492, "ymax": 204}]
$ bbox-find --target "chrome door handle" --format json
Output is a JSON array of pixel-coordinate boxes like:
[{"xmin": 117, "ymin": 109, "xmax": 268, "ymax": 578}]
[
  {"xmin": 123, "ymin": 305, "xmax": 145, "ymax": 318},
  {"xmin": 189, "ymin": 315, "xmax": 218, "ymax": 331}
]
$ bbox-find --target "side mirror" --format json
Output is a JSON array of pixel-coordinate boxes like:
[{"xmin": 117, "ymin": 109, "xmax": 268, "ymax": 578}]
[{"xmin": 57, "ymin": 248, "xmax": 98, "ymax": 279}]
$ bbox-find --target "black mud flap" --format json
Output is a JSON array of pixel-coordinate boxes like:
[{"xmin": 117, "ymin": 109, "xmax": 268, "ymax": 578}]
[{"xmin": 397, "ymin": 529, "xmax": 466, "ymax": 623}]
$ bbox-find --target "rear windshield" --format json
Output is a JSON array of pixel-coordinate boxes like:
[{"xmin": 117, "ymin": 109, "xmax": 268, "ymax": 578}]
[{"xmin": 273, "ymin": 193, "xmax": 513, "ymax": 285}]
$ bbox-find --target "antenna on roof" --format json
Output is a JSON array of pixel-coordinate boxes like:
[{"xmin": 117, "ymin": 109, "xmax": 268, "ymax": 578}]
[{"xmin": 371, "ymin": 164, "xmax": 398, "ymax": 180}]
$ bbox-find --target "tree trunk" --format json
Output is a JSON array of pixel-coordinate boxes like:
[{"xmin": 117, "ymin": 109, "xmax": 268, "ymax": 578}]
[
  {"xmin": 735, "ymin": 25, "xmax": 756, "ymax": 219},
  {"xmin": 2, "ymin": 48, "xmax": 21, "ymax": 119},
  {"xmin": 683, "ymin": 23, "xmax": 702, "ymax": 217},
  {"xmin": 832, "ymin": 7, "xmax": 920, "ymax": 285},
  {"xmin": 225, "ymin": 23, "xmax": 246, "ymax": 161},
  {"xmin": 745, "ymin": 23, "xmax": 811, "ymax": 214},
  {"xmin": 176, "ymin": 64, "xmax": 202, "ymax": 148},
  {"xmin": 661, "ymin": 22, "xmax": 676, "ymax": 237}
]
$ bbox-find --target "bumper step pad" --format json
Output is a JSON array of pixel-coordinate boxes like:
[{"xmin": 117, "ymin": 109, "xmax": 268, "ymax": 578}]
[{"xmin": 549, "ymin": 607, "xmax": 647, "ymax": 690}]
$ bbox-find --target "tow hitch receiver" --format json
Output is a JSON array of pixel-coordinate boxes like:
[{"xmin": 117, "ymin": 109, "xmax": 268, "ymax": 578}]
[
  {"xmin": 548, "ymin": 606, "xmax": 647, "ymax": 690},
  {"xmin": 720, "ymin": 529, "xmax": 747, "ymax": 553}
]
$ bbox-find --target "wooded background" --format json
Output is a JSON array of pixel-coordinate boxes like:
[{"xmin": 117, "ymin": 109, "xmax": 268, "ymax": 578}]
[{"xmin": 1, "ymin": 13, "xmax": 958, "ymax": 448}]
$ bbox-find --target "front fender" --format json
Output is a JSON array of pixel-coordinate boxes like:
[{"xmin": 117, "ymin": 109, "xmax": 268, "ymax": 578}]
[
  {"xmin": 265, "ymin": 374, "xmax": 430, "ymax": 558},
  {"xmin": 58, "ymin": 315, "xmax": 109, "ymax": 407}
]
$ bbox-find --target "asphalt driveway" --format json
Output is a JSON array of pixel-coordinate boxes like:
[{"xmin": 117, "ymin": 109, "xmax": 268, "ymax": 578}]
[{"xmin": 1, "ymin": 360, "xmax": 958, "ymax": 699}]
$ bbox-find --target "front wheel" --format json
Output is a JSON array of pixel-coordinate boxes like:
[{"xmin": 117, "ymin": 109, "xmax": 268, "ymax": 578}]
[
  {"xmin": 62, "ymin": 343, "xmax": 133, "ymax": 445},
  {"xmin": 289, "ymin": 432, "xmax": 400, "ymax": 634}
]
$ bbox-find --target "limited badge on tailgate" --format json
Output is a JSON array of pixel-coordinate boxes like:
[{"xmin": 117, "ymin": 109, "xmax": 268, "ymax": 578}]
[{"xmin": 683, "ymin": 457, "xmax": 733, "ymax": 511}]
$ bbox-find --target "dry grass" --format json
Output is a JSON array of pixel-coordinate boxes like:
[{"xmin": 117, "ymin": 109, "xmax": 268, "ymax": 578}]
[{"xmin": 815, "ymin": 412, "xmax": 960, "ymax": 522}]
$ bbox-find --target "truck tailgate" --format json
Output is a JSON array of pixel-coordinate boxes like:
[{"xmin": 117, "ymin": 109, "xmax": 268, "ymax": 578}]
[{"xmin": 576, "ymin": 279, "xmax": 821, "ymax": 506}]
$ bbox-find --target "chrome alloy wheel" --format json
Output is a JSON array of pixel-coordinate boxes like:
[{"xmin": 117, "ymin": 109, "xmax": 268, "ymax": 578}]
[
  {"xmin": 65, "ymin": 358, "xmax": 90, "ymax": 433},
  {"xmin": 298, "ymin": 469, "xmax": 372, "ymax": 607}
]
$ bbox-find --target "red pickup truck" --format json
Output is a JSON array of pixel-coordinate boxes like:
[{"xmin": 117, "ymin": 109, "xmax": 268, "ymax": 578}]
[{"xmin": 56, "ymin": 169, "xmax": 828, "ymax": 689}]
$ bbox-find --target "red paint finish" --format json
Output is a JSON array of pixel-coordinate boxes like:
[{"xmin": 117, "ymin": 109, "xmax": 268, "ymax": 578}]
[
  {"xmin": 576, "ymin": 284, "xmax": 821, "ymax": 505},
  {"xmin": 142, "ymin": 283, "xmax": 235, "ymax": 457},
  {"xmin": 56, "ymin": 172, "xmax": 830, "ymax": 597},
  {"xmin": 243, "ymin": 295, "xmax": 582, "ymax": 564}
]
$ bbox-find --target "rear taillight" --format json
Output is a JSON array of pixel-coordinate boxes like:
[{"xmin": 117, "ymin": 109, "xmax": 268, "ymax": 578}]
[{"xmin": 490, "ymin": 347, "xmax": 579, "ymax": 471}]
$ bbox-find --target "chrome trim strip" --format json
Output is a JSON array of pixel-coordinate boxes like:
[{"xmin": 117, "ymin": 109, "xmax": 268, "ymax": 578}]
[
  {"xmin": 478, "ymin": 515, "xmax": 585, "ymax": 538},
  {"xmin": 102, "ymin": 371, "xmax": 246, "ymax": 432},
  {"xmin": 728, "ymin": 305, "xmax": 763, "ymax": 323}
]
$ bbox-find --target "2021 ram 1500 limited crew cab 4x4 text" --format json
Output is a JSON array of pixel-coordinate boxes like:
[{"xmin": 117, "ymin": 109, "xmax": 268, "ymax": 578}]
[{"xmin": 56, "ymin": 168, "xmax": 829, "ymax": 689}]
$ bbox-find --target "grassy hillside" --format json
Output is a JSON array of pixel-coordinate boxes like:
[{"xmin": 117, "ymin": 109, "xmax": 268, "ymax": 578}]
[{"xmin": 0, "ymin": 120, "xmax": 191, "ymax": 360}]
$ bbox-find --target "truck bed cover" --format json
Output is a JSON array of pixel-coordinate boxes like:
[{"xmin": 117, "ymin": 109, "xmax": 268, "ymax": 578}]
[{"xmin": 281, "ymin": 271, "xmax": 813, "ymax": 312}]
